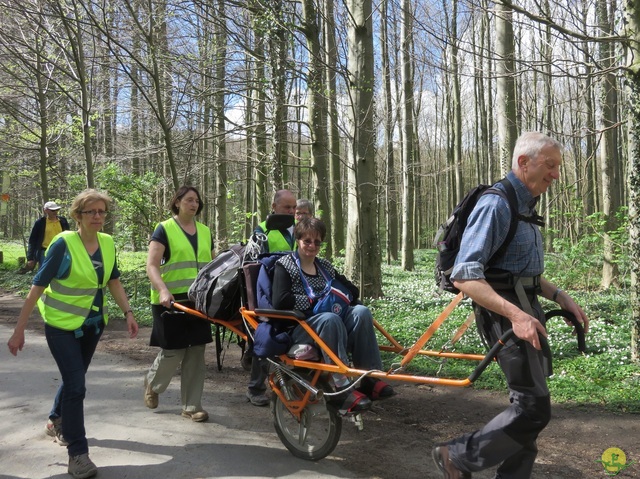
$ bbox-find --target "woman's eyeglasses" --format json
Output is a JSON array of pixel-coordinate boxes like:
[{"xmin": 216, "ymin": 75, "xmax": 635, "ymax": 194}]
[
  {"xmin": 300, "ymin": 239, "xmax": 323, "ymax": 247},
  {"xmin": 80, "ymin": 210, "xmax": 108, "ymax": 217}
]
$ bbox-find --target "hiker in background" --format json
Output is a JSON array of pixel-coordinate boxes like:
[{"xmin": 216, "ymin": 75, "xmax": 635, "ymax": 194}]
[
  {"xmin": 245, "ymin": 189, "xmax": 297, "ymax": 406},
  {"xmin": 432, "ymin": 132, "xmax": 589, "ymax": 479},
  {"xmin": 25, "ymin": 201, "xmax": 70, "ymax": 271},
  {"xmin": 8, "ymin": 189, "xmax": 139, "ymax": 479},
  {"xmin": 144, "ymin": 186, "xmax": 214, "ymax": 422},
  {"xmin": 271, "ymin": 217, "xmax": 395, "ymax": 415},
  {"xmin": 295, "ymin": 199, "xmax": 314, "ymax": 221}
]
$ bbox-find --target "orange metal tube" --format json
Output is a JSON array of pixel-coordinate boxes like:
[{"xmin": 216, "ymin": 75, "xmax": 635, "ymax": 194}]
[
  {"xmin": 399, "ymin": 292, "xmax": 464, "ymax": 368},
  {"xmin": 172, "ymin": 302, "xmax": 247, "ymax": 339}
]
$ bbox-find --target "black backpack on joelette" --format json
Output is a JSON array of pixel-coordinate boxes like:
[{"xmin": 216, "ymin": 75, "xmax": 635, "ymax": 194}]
[{"xmin": 433, "ymin": 178, "xmax": 543, "ymax": 294}]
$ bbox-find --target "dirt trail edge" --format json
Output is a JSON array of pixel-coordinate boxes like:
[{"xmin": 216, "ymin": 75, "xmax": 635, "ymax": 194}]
[{"xmin": 0, "ymin": 291, "xmax": 638, "ymax": 479}]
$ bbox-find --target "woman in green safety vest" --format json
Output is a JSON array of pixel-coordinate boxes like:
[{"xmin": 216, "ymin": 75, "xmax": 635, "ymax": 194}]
[
  {"xmin": 8, "ymin": 189, "xmax": 139, "ymax": 479},
  {"xmin": 143, "ymin": 185, "xmax": 214, "ymax": 423}
]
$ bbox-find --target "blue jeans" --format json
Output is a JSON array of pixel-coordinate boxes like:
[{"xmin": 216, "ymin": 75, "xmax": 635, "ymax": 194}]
[
  {"xmin": 45, "ymin": 321, "xmax": 103, "ymax": 457},
  {"xmin": 290, "ymin": 304, "xmax": 383, "ymax": 371}
]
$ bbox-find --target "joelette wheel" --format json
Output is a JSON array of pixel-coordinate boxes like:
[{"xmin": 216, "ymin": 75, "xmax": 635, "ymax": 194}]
[{"xmin": 270, "ymin": 374, "xmax": 341, "ymax": 461}]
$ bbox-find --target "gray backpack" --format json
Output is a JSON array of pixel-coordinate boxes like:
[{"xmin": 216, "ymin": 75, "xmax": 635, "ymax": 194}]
[{"xmin": 188, "ymin": 243, "xmax": 245, "ymax": 319}]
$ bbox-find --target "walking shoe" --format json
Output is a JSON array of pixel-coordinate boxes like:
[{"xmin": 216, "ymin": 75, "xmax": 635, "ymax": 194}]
[
  {"xmin": 432, "ymin": 445, "xmax": 472, "ymax": 479},
  {"xmin": 45, "ymin": 418, "xmax": 68, "ymax": 446},
  {"xmin": 357, "ymin": 377, "xmax": 396, "ymax": 400},
  {"xmin": 68, "ymin": 453, "xmax": 98, "ymax": 479},
  {"xmin": 181, "ymin": 409, "xmax": 209, "ymax": 422},
  {"xmin": 327, "ymin": 389, "xmax": 372, "ymax": 416},
  {"xmin": 144, "ymin": 376, "xmax": 158, "ymax": 409},
  {"xmin": 245, "ymin": 391, "xmax": 269, "ymax": 407}
]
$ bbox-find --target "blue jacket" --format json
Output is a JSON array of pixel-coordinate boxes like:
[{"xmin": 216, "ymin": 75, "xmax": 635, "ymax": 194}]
[
  {"xmin": 256, "ymin": 253, "xmax": 288, "ymax": 309},
  {"xmin": 27, "ymin": 216, "xmax": 70, "ymax": 261}
]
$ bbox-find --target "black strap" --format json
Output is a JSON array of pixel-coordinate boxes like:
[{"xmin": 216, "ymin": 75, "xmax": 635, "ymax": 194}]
[{"xmin": 483, "ymin": 178, "xmax": 544, "ymax": 265}]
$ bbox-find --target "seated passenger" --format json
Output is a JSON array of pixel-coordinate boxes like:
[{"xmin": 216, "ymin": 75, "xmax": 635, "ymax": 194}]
[{"xmin": 271, "ymin": 217, "xmax": 394, "ymax": 414}]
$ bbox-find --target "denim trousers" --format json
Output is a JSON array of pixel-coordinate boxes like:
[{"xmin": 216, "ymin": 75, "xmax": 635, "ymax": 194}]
[
  {"xmin": 45, "ymin": 321, "xmax": 103, "ymax": 457},
  {"xmin": 248, "ymin": 357, "xmax": 268, "ymax": 395},
  {"xmin": 289, "ymin": 304, "xmax": 383, "ymax": 371}
]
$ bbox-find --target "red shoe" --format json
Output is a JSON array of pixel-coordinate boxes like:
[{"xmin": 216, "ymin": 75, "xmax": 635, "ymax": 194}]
[
  {"xmin": 328, "ymin": 389, "xmax": 372, "ymax": 415},
  {"xmin": 357, "ymin": 377, "xmax": 395, "ymax": 400}
]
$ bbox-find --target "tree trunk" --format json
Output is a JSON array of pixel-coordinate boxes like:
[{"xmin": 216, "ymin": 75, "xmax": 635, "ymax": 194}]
[
  {"xmin": 301, "ymin": 0, "xmax": 331, "ymax": 257},
  {"xmin": 400, "ymin": 0, "xmax": 415, "ymax": 271},
  {"xmin": 623, "ymin": 0, "xmax": 640, "ymax": 360},
  {"xmin": 323, "ymin": 0, "xmax": 345, "ymax": 256},
  {"xmin": 381, "ymin": 0, "xmax": 398, "ymax": 263},
  {"xmin": 495, "ymin": 1, "xmax": 518, "ymax": 173},
  {"xmin": 345, "ymin": 0, "xmax": 382, "ymax": 297},
  {"xmin": 214, "ymin": 0, "xmax": 228, "ymax": 251},
  {"xmin": 597, "ymin": 0, "xmax": 621, "ymax": 289}
]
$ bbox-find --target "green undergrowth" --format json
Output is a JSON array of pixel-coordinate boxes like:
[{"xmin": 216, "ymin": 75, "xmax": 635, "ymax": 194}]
[{"xmin": 366, "ymin": 250, "xmax": 639, "ymax": 414}]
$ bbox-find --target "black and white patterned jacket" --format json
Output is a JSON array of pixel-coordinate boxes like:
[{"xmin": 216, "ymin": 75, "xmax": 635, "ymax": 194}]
[{"xmin": 272, "ymin": 253, "xmax": 359, "ymax": 316}]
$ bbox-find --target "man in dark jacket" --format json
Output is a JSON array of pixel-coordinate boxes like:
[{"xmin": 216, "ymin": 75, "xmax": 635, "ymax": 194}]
[{"xmin": 26, "ymin": 201, "xmax": 70, "ymax": 271}]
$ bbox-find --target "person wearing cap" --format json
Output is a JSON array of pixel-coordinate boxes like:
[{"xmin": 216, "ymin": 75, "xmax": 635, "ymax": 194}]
[{"xmin": 26, "ymin": 201, "xmax": 70, "ymax": 271}]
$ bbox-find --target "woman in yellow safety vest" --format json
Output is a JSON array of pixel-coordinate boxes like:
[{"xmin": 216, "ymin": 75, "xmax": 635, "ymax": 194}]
[
  {"xmin": 8, "ymin": 189, "xmax": 139, "ymax": 479},
  {"xmin": 143, "ymin": 185, "xmax": 214, "ymax": 423}
]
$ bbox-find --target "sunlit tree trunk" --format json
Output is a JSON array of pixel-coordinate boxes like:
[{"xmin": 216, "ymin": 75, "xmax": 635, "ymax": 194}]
[
  {"xmin": 345, "ymin": 0, "xmax": 382, "ymax": 297},
  {"xmin": 268, "ymin": 0, "xmax": 287, "ymax": 188},
  {"xmin": 301, "ymin": 0, "xmax": 331, "ymax": 257},
  {"xmin": 624, "ymin": 0, "xmax": 640, "ymax": 360},
  {"xmin": 381, "ymin": 0, "xmax": 398, "ymax": 263},
  {"xmin": 323, "ymin": 0, "xmax": 345, "ymax": 256},
  {"xmin": 53, "ymin": 0, "xmax": 95, "ymax": 187},
  {"xmin": 597, "ymin": 0, "xmax": 621, "ymax": 289},
  {"xmin": 400, "ymin": 0, "xmax": 415, "ymax": 271},
  {"xmin": 213, "ymin": 0, "xmax": 228, "ymax": 251},
  {"xmin": 449, "ymin": 0, "xmax": 462, "ymax": 201},
  {"xmin": 495, "ymin": 1, "xmax": 517, "ymax": 173}
]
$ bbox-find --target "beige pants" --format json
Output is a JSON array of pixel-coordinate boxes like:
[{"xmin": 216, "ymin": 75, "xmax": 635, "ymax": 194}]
[{"xmin": 146, "ymin": 344, "xmax": 206, "ymax": 412}]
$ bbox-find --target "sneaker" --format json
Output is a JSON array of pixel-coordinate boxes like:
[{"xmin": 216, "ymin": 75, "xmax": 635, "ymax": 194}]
[
  {"xmin": 45, "ymin": 418, "xmax": 68, "ymax": 446},
  {"xmin": 327, "ymin": 389, "xmax": 372, "ymax": 415},
  {"xmin": 245, "ymin": 391, "xmax": 269, "ymax": 407},
  {"xmin": 68, "ymin": 453, "xmax": 97, "ymax": 479},
  {"xmin": 181, "ymin": 409, "xmax": 209, "ymax": 422},
  {"xmin": 144, "ymin": 376, "xmax": 158, "ymax": 409}
]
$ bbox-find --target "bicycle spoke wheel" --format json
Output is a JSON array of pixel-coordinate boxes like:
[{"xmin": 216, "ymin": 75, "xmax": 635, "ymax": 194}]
[{"xmin": 271, "ymin": 375, "xmax": 342, "ymax": 461}]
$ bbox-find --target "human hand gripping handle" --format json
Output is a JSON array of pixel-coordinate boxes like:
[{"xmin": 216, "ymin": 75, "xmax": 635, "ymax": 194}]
[
  {"xmin": 510, "ymin": 309, "xmax": 548, "ymax": 350},
  {"xmin": 554, "ymin": 290, "xmax": 589, "ymax": 335}
]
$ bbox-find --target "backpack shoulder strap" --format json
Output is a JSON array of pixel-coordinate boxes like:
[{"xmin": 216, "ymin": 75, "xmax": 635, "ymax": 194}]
[{"xmin": 482, "ymin": 178, "xmax": 519, "ymax": 263}]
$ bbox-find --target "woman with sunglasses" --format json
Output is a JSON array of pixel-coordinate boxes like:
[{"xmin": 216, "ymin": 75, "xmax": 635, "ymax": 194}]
[
  {"xmin": 8, "ymin": 189, "xmax": 139, "ymax": 479},
  {"xmin": 271, "ymin": 217, "xmax": 394, "ymax": 415}
]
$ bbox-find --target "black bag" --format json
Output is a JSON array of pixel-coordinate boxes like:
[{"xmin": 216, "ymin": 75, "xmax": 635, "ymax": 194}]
[
  {"xmin": 433, "ymin": 178, "xmax": 543, "ymax": 294},
  {"xmin": 188, "ymin": 243, "xmax": 245, "ymax": 319}
]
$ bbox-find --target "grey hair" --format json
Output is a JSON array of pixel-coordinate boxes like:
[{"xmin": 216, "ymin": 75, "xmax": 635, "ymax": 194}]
[
  {"xmin": 296, "ymin": 199, "xmax": 314, "ymax": 215},
  {"xmin": 512, "ymin": 132, "xmax": 563, "ymax": 170}
]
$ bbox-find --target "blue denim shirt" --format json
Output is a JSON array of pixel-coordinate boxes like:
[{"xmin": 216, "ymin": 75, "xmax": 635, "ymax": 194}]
[{"xmin": 450, "ymin": 171, "xmax": 544, "ymax": 281}]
